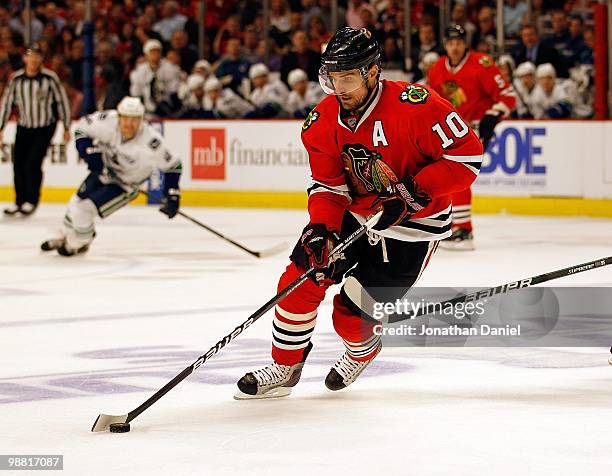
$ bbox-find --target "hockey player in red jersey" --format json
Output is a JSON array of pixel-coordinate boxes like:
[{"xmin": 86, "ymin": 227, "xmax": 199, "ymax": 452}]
[
  {"xmin": 428, "ymin": 25, "xmax": 516, "ymax": 250},
  {"xmin": 235, "ymin": 28, "xmax": 484, "ymax": 399}
]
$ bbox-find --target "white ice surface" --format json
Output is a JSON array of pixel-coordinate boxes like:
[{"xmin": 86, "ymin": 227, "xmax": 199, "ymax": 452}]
[{"xmin": 0, "ymin": 204, "xmax": 611, "ymax": 475}]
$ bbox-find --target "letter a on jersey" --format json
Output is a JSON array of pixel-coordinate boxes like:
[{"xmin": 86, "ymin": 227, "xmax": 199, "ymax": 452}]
[{"xmin": 372, "ymin": 120, "xmax": 389, "ymax": 147}]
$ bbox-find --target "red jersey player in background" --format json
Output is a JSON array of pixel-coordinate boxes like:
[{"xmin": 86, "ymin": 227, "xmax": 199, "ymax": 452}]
[
  {"xmin": 428, "ymin": 25, "xmax": 516, "ymax": 250},
  {"xmin": 235, "ymin": 28, "xmax": 484, "ymax": 399}
]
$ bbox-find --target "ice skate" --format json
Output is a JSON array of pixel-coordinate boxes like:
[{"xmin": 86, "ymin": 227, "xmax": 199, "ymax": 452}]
[
  {"xmin": 439, "ymin": 228, "xmax": 475, "ymax": 251},
  {"xmin": 325, "ymin": 344, "xmax": 382, "ymax": 391},
  {"xmin": 235, "ymin": 343, "xmax": 313, "ymax": 399}
]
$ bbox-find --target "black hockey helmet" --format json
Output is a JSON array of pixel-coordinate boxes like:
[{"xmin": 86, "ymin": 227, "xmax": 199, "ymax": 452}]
[
  {"xmin": 319, "ymin": 27, "xmax": 382, "ymax": 95},
  {"xmin": 445, "ymin": 24, "xmax": 467, "ymax": 41}
]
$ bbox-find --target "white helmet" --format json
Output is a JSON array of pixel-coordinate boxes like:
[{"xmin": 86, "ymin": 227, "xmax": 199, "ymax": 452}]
[
  {"xmin": 249, "ymin": 63, "xmax": 269, "ymax": 80},
  {"xmin": 117, "ymin": 96, "xmax": 145, "ymax": 117},
  {"xmin": 187, "ymin": 74, "xmax": 205, "ymax": 91},
  {"xmin": 204, "ymin": 76, "xmax": 222, "ymax": 93},
  {"xmin": 288, "ymin": 68, "xmax": 308, "ymax": 87}
]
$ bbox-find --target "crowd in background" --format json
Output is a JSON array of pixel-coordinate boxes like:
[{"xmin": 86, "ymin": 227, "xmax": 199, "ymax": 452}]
[{"xmin": 0, "ymin": 0, "xmax": 600, "ymax": 121}]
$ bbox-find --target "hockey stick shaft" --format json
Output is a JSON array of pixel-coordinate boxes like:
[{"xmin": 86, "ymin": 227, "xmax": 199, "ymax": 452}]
[
  {"xmin": 122, "ymin": 212, "xmax": 382, "ymax": 424},
  {"xmin": 387, "ymin": 255, "xmax": 612, "ymax": 324},
  {"xmin": 140, "ymin": 190, "xmax": 278, "ymax": 258}
]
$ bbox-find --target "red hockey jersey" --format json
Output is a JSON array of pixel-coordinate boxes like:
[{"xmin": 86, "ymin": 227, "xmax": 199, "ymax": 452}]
[
  {"xmin": 427, "ymin": 51, "xmax": 516, "ymax": 122},
  {"xmin": 301, "ymin": 80, "xmax": 484, "ymax": 242}
]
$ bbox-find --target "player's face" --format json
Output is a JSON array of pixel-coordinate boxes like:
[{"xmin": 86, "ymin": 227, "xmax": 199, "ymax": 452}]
[
  {"xmin": 327, "ymin": 65, "xmax": 378, "ymax": 112},
  {"xmin": 252, "ymin": 75, "xmax": 267, "ymax": 89},
  {"xmin": 538, "ymin": 76, "xmax": 555, "ymax": 94},
  {"xmin": 118, "ymin": 115, "xmax": 142, "ymax": 140},
  {"xmin": 444, "ymin": 38, "xmax": 467, "ymax": 64},
  {"xmin": 521, "ymin": 74, "xmax": 535, "ymax": 90}
]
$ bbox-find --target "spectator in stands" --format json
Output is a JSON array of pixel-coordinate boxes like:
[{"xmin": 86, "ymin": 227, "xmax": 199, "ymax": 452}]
[
  {"xmin": 170, "ymin": 29, "xmax": 197, "ymax": 73},
  {"xmin": 10, "ymin": 10, "xmax": 43, "ymax": 43},
  {"xmin": 381, "ymin": 37, "xmax": 403, "ymax": 70},
  {"xmin": 70, "ymin": 1, "xmax": 87, "ymax": 37},
  {"xmin": 580, "ymin": 26, "xmax": 594, "ymax": 65},
  {"xmin": 543, "ymin": 10, "xmax": 572, "ymax": 76},
  {"xmin": 513, "ymin": 61, "xmax": 537, "ymax": 118},
  {"xmin": 530, "ymin": 63, "xmax": 574, "ymax": 119},
  {"xmin": 471, "ymin": 6, "xmax": 497, "ymax": 54},
  {"xmin": 248, "ymin": 62, "xmax": 289, "ymax": 117},
  {"xmin": 411, "ymin": 23, "xmax": 442, "ymax": 80},
  {"xmin": 213, "ymin": 15, "xmax": 242, "ymax": 57},
  {"xmin": 503, "ymin": 0, "xmax": 528, "ymax": 38},
  {"xmin": 270, "ymin": 0, "xmax": 291, "ymax": 34},
  {"xmin": 203, "ymin": 76, "xmax": 255, "ymax": 118},
  {"xmin": 285, "ymin": 68, "xmax": 324, "ymax": 118},
  {"xmin": 215, "ymin": 37, "xmax": 250, "ymax": 93},
  {"xmin": 318, "ymin": 0, "xmax": 346, "ymax": 31},
  {"xmin": 43, "ymin": 2, "xmax": 66, "ymax": 32},
  {"xmin": 566, "ymin": 14, "xmax": 588, "ymax": 67},
  {"xmin": 243, "ymin": 25, "xmax": 260, "ymax": 64},
  {"xmin": 96, "ymin": 41, "xmax": 123, "ymax": 82},
  {"xmin": 512, "ymin": 24, "xmax": 561, "ymax": 74},
  {"xmin": 308, "ymin": 15, "xmax": 331, "ymax": 54},
  {"xmin": 450, "ymin": 3, "xmax": 476, "ymax": 47},
  {"xmin": 280, "ymin": 29, "xmax": 320, "ymax": 84},
  {"xmin": 301, "ymin": 0, "xmax": 321, "ymax": 31},
  {"xmin": 97, "ymin": 66, "xmax": 127, "ymax": 110},
  {"xmin": 346, "ymin": 0, "xmax": 377, "ymax": 29},
  {"xmin": 153, "ymin": 0, "xmax": 187, "ymax": 42},
  {"xmin": 66, "ymin": 39, "xmax": 84, "ymax": 89},
  {"xmin": 135, "ymin": 14, "xmax": 164, "ymax": 49},
  {"xmin": 129, "ymin": 39, "xmax": 181, "ymax": 116}
]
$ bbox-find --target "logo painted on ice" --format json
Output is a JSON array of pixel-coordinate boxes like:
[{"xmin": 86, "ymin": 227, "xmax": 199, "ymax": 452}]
[
  {"xmin": 481, "ymin": 127, "xmax": 546, "ymax": 175},
  {"xmin": 191, "ymin": 128, "xmax": 226, "ymax": 180}
]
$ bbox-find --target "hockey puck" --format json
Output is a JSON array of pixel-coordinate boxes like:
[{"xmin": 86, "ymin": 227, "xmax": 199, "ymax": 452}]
[{"xmin": 109, "ymin": 423, "xmax": 131, "ymax": 433}]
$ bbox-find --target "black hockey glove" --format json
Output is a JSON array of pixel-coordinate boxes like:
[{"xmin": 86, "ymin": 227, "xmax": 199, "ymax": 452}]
[
  {"xmin": 291, "ymin": 224, "xmax": 344, "ymax": 285},
  {"xmin": 373, "ymin": 177, "xmax": 431, "ymax": 231},
  {"xmin": 478, "ymin": 112, "xmax": 501, "ymax": 152},
  {"xmin": 160, "ymin": 189, "xmax": 180, "ymax": 219},
  {"xmin": 75, "ymin": 137, "xmax": 103, "ymax": 173}
]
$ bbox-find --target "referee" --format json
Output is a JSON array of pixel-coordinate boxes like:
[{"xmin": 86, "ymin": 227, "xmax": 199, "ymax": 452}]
[{"xmin": 0, "ymin": 44, "xmax": 71, "ymax": 217}]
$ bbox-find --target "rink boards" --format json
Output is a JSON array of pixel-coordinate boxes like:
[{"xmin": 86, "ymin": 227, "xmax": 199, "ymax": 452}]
[{"xmin": 0, "ymin": 119, "xmax": 611, "ymax": 216}]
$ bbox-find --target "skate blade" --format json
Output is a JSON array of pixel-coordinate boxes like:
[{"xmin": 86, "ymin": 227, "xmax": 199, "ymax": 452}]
[
  {"xmin": 233, "ymin": 387, "xmax": 292, "ymax": 400},
  {"xmin": 439, "ymin": 240, "xmax": 475, "ymax": 251}
]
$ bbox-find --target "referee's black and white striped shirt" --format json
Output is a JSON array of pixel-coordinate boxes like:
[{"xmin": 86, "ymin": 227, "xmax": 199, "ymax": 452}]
[{"xmin": 0, "ymin": 67, "xmax": 71, "ymax": 131}]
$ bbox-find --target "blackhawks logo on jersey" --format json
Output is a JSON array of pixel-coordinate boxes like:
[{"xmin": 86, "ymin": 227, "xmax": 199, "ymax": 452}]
[
  {"xmin": 341, "ymin": 144, "xmax": 398, "ymax": 196},
  {"xmin": 302, "ymin": 110, "xmax": 320, "ymax": 131},
  {"xmin": 478, "ymin": 55, "xmax": 493, "ymax": 67},
  {"xmin": 442, "ymin": 80, "xmax": 468, "ymax": 108},
  {"xmin": 399, "ymin": 85, "xmax": 430, "ymax": 104}
]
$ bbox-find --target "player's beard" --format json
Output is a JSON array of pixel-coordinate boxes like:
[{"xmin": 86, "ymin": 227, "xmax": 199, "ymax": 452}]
[{"xmin": 337, "ymin": 82, "xmax": 377, "ymax": 113}]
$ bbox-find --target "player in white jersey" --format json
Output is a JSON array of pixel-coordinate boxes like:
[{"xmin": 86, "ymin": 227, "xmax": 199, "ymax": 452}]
[
  {"xmin": 284, "ymin": 68, "xmax": 325, "ymax": 118},
  {"xmin": 248, "ymin": 63, "xmax": 289, "ymax": 116},
  {"xmin": 41, "ymin": 97, "xmax": 182, "ymax": 256}
]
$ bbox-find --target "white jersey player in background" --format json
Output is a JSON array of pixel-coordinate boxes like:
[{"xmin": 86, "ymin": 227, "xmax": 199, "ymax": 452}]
[
  {"xmin": 284, "ymin": 68, "xmax": 325, "ymax": 118},
  {"xmin": 41, "ymin": 97, "xmax": 182, "ymax": 256},
  {"xmin": 248, "ymin": 63, "xmax": 289, "ymax": 116}
]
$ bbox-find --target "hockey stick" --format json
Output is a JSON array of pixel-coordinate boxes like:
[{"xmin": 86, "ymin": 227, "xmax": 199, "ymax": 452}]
[
  {"xmin": 91, "ymin": 211, "xmax": 383, "ymax": 432},
  {"xmin": 386, "ymin": 255, "xmax": 612, "ymax": 324},
  {"xmin": 139, "ymin": 190, "xmax": 287, "ymax": 258}
]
